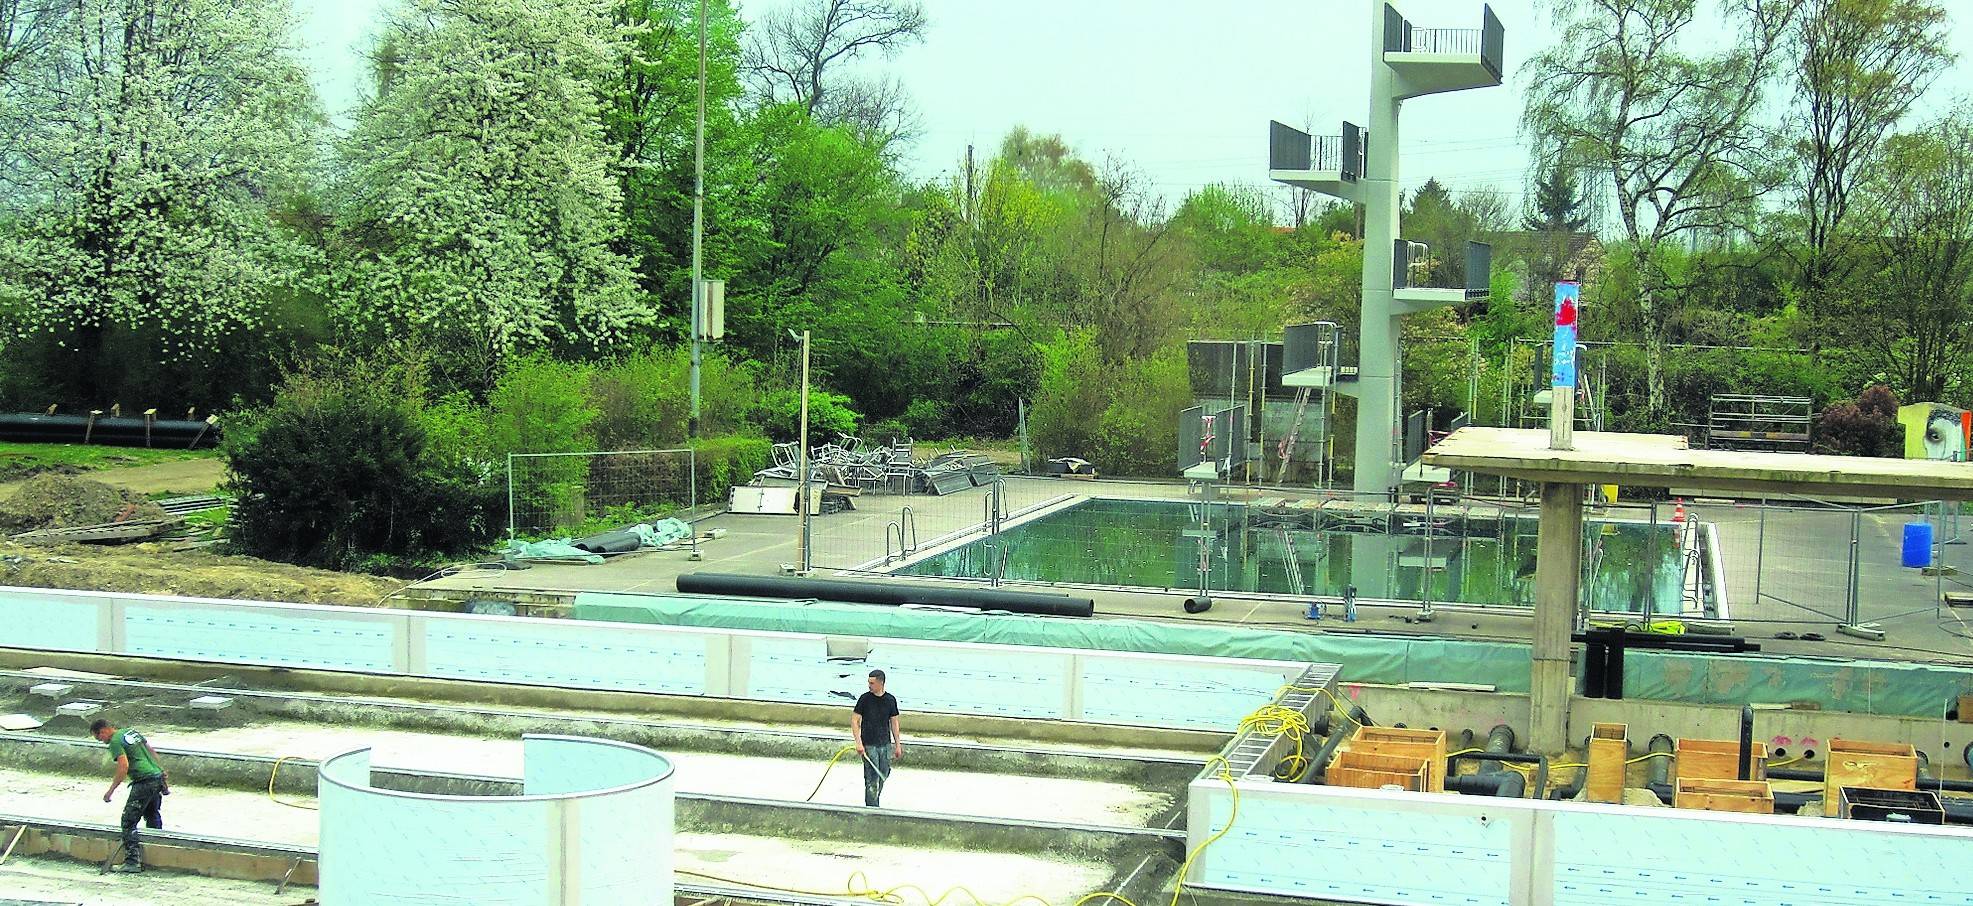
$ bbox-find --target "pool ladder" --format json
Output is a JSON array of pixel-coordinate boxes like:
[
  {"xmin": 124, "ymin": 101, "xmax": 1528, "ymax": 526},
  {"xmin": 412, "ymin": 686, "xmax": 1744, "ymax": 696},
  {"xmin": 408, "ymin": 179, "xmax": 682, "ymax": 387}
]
[
  {"xmin": 1280, "ymin": 529, "xmax": 1307, "ymax": 596},
  {"xmin": 883, "ymin": 507, "xmax": 919, "ymax": 565}
]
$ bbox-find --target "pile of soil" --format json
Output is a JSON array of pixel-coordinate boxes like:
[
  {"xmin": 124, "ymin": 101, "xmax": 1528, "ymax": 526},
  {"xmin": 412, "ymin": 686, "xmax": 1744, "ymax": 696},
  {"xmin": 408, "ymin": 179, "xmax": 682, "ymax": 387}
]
[
  {"xmin": 0, "ymin": 540, "xmax": 408, "ymax": 606},
  {"xmin": 0, "ymin": 474, "xmax": 170, "ymax": 534}
]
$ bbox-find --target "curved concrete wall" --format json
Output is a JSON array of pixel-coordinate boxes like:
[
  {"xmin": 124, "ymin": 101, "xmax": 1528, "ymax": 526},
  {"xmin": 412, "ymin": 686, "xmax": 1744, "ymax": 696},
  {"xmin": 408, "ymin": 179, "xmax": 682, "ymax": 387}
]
[{"xmin": 319, "ymin": 735, "xmax": 674, "ymax": 906}]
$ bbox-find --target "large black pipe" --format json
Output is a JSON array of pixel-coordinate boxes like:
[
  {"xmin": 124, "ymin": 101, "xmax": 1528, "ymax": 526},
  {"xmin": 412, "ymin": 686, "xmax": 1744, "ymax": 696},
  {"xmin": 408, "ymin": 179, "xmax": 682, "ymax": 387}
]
[
  {"xmin": 1449, "ymin": 771, "xmax": 1525, "ymax": 798},
  {"xmin": 1645, "ymin": 734, "xmax": 1675, "ymax": 786},
  {"xmin": 0, "ymin": 413, "xmax": 218, "ymax": 448},
  {"xmin": 1449, "ymin": 751, "xmax": 1548, "ymax": 798},
  {"xmin": 675, "ymin": 572, "xmax": 1096, "ymax": 618}
]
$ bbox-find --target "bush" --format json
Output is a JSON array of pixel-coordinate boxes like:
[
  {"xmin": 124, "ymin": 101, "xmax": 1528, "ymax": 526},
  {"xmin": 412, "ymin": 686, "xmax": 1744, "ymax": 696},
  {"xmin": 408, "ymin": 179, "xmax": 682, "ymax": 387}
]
[
  {"xmin": 486, "ymin": 355, "xmax": 598, "ymax": 457},
  {"xmin": 750, "ymin": 388, "xmax": 860, "ymax": 442},
  {"xmin": 899, "ymin": 398, "xmax": 949, "ymax": 440},
  {"xmin": 223, "ymin": 357, "xmax": 500, "ymax": 570},
  {"xmin": 590, "ymin": 348, "xmax": 759, "ymax": 449},
  {"xmin": 1030, "ymin": 331, "xmax": 1187, "ymax": 476},
  {"xmin": 692, "ymin": 434, "xmax": 773, "ymax": 505},
  {"xmin": 1816, "ymin": 384, "xmax": 1903, "ymax": 457}
]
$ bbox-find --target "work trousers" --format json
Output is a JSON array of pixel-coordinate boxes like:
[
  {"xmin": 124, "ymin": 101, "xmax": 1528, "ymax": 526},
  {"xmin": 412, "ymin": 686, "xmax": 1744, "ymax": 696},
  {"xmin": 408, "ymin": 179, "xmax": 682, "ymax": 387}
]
[
  {"xmin": 861, "ymin": 746, "xmax": 893, "ymax": 807},
  {"xmin": 120, "ymin": 776, "xmax": 165, "ymax": 865}
]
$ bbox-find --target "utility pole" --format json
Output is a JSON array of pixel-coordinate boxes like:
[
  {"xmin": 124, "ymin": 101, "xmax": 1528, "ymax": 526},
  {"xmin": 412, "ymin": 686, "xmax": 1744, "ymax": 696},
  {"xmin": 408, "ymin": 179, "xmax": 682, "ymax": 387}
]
[
  {"xmin": 796, "ymin": 329, "xmax": 812, "ymax": 573},
  {"xmin": 963, "ymin": 143, "xmax": 976, "ymax": 222},
  {"xmin": 688, "ymin": 0, "xmax": 707, "ymax": 439}
]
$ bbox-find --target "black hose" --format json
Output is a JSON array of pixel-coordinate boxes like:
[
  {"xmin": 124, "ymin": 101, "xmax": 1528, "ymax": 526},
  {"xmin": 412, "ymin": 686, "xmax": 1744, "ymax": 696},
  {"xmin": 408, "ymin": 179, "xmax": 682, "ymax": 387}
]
[
  {"xmin": 674, "ymin": 572, "xmax": 1095, "ymax": 617},
  {"xmin": 1738, "ymin": 705, "xmax": 1755, "ymax": 781}
]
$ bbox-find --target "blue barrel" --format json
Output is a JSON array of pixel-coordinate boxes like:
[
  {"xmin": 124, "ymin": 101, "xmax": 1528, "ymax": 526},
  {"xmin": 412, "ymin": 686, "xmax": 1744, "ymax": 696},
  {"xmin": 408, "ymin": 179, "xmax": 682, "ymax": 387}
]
[{"xmin": 1904, "ymin": 522, "xmax": 1934, "ymax": 568}]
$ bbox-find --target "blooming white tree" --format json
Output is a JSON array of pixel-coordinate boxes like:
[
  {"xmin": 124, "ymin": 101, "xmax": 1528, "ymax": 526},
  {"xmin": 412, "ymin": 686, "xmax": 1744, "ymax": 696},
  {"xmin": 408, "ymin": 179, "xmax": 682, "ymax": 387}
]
[
  {"xmin": 0, "ymin": 0, "xmax": 321, "ymax": 380},
  {"xmin": 333, "ymin": 0, "xmax": 647, "ymax": 390}
]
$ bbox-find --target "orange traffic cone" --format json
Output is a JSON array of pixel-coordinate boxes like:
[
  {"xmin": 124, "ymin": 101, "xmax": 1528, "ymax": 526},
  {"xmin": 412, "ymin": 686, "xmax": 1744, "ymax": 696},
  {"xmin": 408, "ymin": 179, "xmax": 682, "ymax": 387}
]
[{"xmin": 1671, "ymin": 499, "xmax": 1687, "ymax": 523}]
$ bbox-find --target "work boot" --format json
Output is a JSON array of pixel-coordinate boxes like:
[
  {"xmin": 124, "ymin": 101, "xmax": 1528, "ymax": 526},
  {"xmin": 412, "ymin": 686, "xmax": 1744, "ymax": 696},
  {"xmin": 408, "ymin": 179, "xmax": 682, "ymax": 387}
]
[{"xmin": 112, "ymin": 861, "xmax": 143, "ymax": 873}]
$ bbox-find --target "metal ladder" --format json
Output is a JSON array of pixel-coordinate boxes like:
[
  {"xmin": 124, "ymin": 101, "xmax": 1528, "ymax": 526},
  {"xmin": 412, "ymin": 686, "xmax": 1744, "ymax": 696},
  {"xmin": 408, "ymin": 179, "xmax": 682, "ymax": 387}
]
[
  {"xmin": 1275, "ymin": 387, "xmax": 1314, "ymax": 485},
  {"xmin": 1280, "ymin": 528, "xmax": 1307, "ymax": 596}
]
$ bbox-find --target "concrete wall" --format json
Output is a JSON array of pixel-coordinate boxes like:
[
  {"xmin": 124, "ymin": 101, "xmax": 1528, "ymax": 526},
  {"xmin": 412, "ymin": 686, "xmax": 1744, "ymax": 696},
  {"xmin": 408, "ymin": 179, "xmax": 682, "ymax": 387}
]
[
  {"xmin": 1186, "ymin": 779, "xmax": 1973, "ymax": 906},
  {"xmin": 0, "ymin": 586, "xmax": 1307, "ymax": 732},
  {"xmin": 319, "ymin": 735, "xmax": 673, "ymax": 906}
]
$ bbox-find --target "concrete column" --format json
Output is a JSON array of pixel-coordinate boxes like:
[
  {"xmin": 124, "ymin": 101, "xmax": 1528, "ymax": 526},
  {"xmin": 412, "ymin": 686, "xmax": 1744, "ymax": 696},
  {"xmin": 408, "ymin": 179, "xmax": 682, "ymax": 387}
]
[
  {"xmin": 1531, "ymin": 482, "xmax": 1583, "ymax": 754},
  {"xmin": 1354, "ymin": 0, "xmax": 1403, "ymax": 497}
]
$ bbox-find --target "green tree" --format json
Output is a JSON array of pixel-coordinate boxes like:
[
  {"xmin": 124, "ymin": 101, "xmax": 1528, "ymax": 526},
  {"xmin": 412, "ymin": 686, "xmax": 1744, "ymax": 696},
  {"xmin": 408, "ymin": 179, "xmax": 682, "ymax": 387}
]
[
  {"xmin": 0, "ymin": 0, "xmax": 322, "ymax": 403},
  {"xmin": 1846, "ymin": 113, "xmax": 1973, "ymax": 401},
  {"xmin": 1525, "ymin": 0, "xmax": 1801, "ymax": 421},
  {"xmin": 332, "ymin": 0, "xmax": 645, "ymax": 393}
]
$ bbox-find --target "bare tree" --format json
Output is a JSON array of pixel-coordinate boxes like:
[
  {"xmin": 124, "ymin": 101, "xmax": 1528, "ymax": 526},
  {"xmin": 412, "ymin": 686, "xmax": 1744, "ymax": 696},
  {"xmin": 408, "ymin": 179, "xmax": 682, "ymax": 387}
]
[
  {"xmin": 1790, "ymin": 0, "xmax": 1951, "ymax": 319},
  {"xmin": 743, "ymin": 0, "xmax": 925, "ymax": 142},
  {"xmin": 1524, "ymin": 0, "xmax": 1803, "ymax": 420}
]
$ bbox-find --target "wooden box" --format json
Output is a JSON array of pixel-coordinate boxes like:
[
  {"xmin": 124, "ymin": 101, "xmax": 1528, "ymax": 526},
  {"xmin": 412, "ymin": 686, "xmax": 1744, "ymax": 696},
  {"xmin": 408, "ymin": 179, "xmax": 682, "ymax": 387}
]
[
  {"xmin": 1675, "ymin": 777, "xmax": 1774, "ymax": 814},
  {"xmin": 1349, "ymin": 726, "xmax": 1448, "ymax": 793},
  {"xmin": 1585, "ymin": 722, "xmax": 1628, "ymax": 804},
  {"xmin": 1838, "ymin": 786, "xmax": 1944, "ymax": 824},
  {"xmin": 1675, "ymin": 738, "xmax": 1767, "ymax": 783},
  {"xmin": 1824, "ymin": 739, "xmax": 1917, "ymax": 817},
  {"xmin": 1326, "ymin": 750, "xmax": 1430, "ymax": 792}
]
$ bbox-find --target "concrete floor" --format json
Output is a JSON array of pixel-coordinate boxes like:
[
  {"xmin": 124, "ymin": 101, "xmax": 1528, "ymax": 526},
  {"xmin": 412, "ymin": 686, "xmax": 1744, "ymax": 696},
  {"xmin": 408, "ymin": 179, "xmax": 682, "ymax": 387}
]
[
  {"xmin": 0, "ymin": 767, "xmax": 1119, "ymax": 906},
  {"xmin": 416, "ymin": 477, "xmax": 1973, "ymax": 666}
]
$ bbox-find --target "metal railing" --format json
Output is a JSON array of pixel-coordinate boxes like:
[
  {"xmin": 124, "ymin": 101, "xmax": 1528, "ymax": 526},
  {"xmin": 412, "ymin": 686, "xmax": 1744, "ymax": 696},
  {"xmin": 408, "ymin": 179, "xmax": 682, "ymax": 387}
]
[
  {"xmin": 1405, "ymin": 27, "xmax": 1484, "ymax": 54},
  {"xmin": 1268, "ymin": 121, "xmax": 1366, "ymax": 180},
  {"xmin": 1394, "ymin": 239, "xmax": 1491, "ymax": 298}
]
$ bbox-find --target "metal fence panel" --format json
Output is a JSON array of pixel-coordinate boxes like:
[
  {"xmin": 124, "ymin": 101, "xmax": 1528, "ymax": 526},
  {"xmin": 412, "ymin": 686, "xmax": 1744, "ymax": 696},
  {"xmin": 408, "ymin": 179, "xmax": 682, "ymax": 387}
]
[{"xmin": 506, "ymin": 449, "xmax": 695, "ymax": 538}]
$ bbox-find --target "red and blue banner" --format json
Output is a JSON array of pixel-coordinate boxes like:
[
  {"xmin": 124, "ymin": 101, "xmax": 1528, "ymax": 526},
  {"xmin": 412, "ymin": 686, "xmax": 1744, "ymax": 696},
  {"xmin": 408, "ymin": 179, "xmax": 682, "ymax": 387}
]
[{"xmin": 1553, "ymin": 282, "xmax": 1581, "ymax": 389}]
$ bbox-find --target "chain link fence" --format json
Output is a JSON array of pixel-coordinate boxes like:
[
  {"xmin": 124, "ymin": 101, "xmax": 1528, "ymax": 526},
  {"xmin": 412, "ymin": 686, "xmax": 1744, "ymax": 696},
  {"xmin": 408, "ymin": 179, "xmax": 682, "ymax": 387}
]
[{"xmin": 506, "ymin": 449, "xmax": 695, "ymax": 538}]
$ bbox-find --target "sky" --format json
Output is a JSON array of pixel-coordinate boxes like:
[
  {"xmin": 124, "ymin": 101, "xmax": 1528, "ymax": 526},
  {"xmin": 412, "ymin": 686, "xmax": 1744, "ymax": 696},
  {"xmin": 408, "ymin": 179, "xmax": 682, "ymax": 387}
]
[{"xmin": 296, "ymin": 0, "xmax": 1973, "ymax": 220}]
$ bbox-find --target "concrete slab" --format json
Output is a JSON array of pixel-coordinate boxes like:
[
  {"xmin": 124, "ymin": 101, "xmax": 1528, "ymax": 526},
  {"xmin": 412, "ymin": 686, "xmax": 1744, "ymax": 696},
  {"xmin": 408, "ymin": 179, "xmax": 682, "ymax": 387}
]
[
  {"xmin": 167, "ymin": 722, "xmax": 1174, "ymax": 826},
  {"xmin": 0, "ymin": 855, "xmax": 306, "ymax": 905},
  {"xmin": 1426, "ymin": 427, "xmax": 1973, "ymax": 500}
]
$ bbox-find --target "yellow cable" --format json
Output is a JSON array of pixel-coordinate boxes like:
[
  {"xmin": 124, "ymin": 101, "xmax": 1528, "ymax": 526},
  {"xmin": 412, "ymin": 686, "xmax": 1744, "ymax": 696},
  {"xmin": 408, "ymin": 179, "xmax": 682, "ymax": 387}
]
[
  {"xmin": 1165, "ymin": 756, "xmax": 1239, "ymax": 906},
  {"xmin": 1626, "ymin": 751, "xmax": 1674, "ymax": 764},
  {"xmin": 266, "ymin": 756, "xmax": 318, "ymax": 811}
]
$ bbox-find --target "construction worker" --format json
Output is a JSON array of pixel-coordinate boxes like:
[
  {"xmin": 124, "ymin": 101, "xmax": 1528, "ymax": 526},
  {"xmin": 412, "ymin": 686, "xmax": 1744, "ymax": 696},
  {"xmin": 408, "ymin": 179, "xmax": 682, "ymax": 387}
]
[
  {"xmin": 91, "ymin": 719, "xmax": 168, "ymax": 873},
  {"xmin": 851, "ymin": 669, "xmax": 901, "ymax": 807}
]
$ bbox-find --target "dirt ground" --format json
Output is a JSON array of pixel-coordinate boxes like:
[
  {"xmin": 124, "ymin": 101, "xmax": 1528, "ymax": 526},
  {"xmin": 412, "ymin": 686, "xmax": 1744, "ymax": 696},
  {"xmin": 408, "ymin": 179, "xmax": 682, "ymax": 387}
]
[
  {"xmin": 0, "ymin": 457, "xmax": 226, "ymax": 500},
  {"xmin": 0, "ymin": 540, "xmax": 407, "ymax": 606}
]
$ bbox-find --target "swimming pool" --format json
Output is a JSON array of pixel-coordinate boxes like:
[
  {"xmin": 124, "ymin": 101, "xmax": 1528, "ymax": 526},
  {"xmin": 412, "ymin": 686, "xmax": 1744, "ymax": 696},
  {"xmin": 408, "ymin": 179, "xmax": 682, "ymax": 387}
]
[{"xmin": 897, "ymin": 497, "xmax": 1695, "ymax": 613}]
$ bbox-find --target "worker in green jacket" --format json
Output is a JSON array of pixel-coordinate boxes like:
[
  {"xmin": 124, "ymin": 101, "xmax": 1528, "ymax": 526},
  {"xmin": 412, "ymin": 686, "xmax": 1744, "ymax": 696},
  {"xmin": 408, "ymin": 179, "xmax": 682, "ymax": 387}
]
[{"xmin": 91, "ymin": 719, "xmax": 168, "ymax": 873}]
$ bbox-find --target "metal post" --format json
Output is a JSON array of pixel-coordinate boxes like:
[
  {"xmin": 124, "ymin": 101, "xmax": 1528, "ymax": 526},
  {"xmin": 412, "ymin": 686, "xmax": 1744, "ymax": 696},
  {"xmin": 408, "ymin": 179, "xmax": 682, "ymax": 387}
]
[
  {"xmin": 688, "ymin": 450, "xmax": 700, "ymax": 559},
  {"xmin": 796, "ymin": 330, "xmax": 812, "ymax": 572},
  {"xmin": 1753, "ymin": 503, "xmax": 1766, "ymax": 606},
  {"xmin": 506, "ymin": 454, "xmax": 517, "ymax": 538},
  {"xmin": 688, "ymin": 0, "xmax": 707, "ymax": 439}
]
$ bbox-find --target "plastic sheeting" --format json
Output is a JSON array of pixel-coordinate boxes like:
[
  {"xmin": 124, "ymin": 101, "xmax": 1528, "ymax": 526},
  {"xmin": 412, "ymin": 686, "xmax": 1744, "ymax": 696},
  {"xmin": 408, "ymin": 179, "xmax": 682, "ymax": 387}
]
[
  {"xmin": 571, "ymin": 592, "xmax": 1973, "ymax": 716},
  {"xmin": 571, "ymin": 593, "xmax": 1537, "ymax": 693}
]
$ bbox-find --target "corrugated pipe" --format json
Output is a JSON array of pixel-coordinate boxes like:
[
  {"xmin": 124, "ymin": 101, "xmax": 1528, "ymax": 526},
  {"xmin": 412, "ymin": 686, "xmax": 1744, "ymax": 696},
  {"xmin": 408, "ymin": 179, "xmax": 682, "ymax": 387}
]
[
  {"xmin": 1645, "ymin": 734, "xmax": 1674, "ymax": 787},
  {"xmin": 1480, "ymin": 724, "xmax": 1515, "ymax": 774}
]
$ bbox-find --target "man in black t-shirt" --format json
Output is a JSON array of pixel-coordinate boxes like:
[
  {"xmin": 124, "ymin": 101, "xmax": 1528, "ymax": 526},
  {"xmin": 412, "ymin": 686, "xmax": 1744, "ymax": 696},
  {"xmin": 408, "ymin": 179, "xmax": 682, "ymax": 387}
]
[{"xmin": 851, "ymin": 669, "xmax": 901, "ymax": 807}]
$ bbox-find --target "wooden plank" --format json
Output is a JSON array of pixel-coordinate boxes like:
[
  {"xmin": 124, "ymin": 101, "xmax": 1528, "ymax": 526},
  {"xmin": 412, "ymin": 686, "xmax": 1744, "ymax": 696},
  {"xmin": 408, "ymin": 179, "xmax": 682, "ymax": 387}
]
[
  {"xmin": 1675, "ymin": 778, "xmax": 1774, "ymax": 814},
  {"xmin": 1585, "ymin": 722, "xmax": 1627, "ymax": 804},
  {"xmin": 1350, "ymin": 727, "xmax": 1447, "ymax": 793},
  {"xmin": 1675, "ymin": 738, "xmax": 1766, "ymax": 783},
  {"xmin": 1824, "ymin": 739, "xmax": 1918, "ymax": 817},
  {"xmin": 1326, "ymin": 750, "xmax": 1428, "ymax": 792}
]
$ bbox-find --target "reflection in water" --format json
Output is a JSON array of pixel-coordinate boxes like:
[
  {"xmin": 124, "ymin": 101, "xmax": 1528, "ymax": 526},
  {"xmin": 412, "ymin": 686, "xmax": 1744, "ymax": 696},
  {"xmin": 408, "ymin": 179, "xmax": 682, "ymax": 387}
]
[{"xmin": 899, "ymin": 498, "xmax": 1691, "ymax": 614}]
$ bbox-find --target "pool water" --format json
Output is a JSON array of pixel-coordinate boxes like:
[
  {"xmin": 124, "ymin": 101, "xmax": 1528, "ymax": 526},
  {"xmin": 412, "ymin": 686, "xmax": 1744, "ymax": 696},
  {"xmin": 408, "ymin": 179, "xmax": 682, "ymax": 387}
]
[{"xmin": 898, "ymin": 497, "xmax": 1691, "ymax": 613}]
